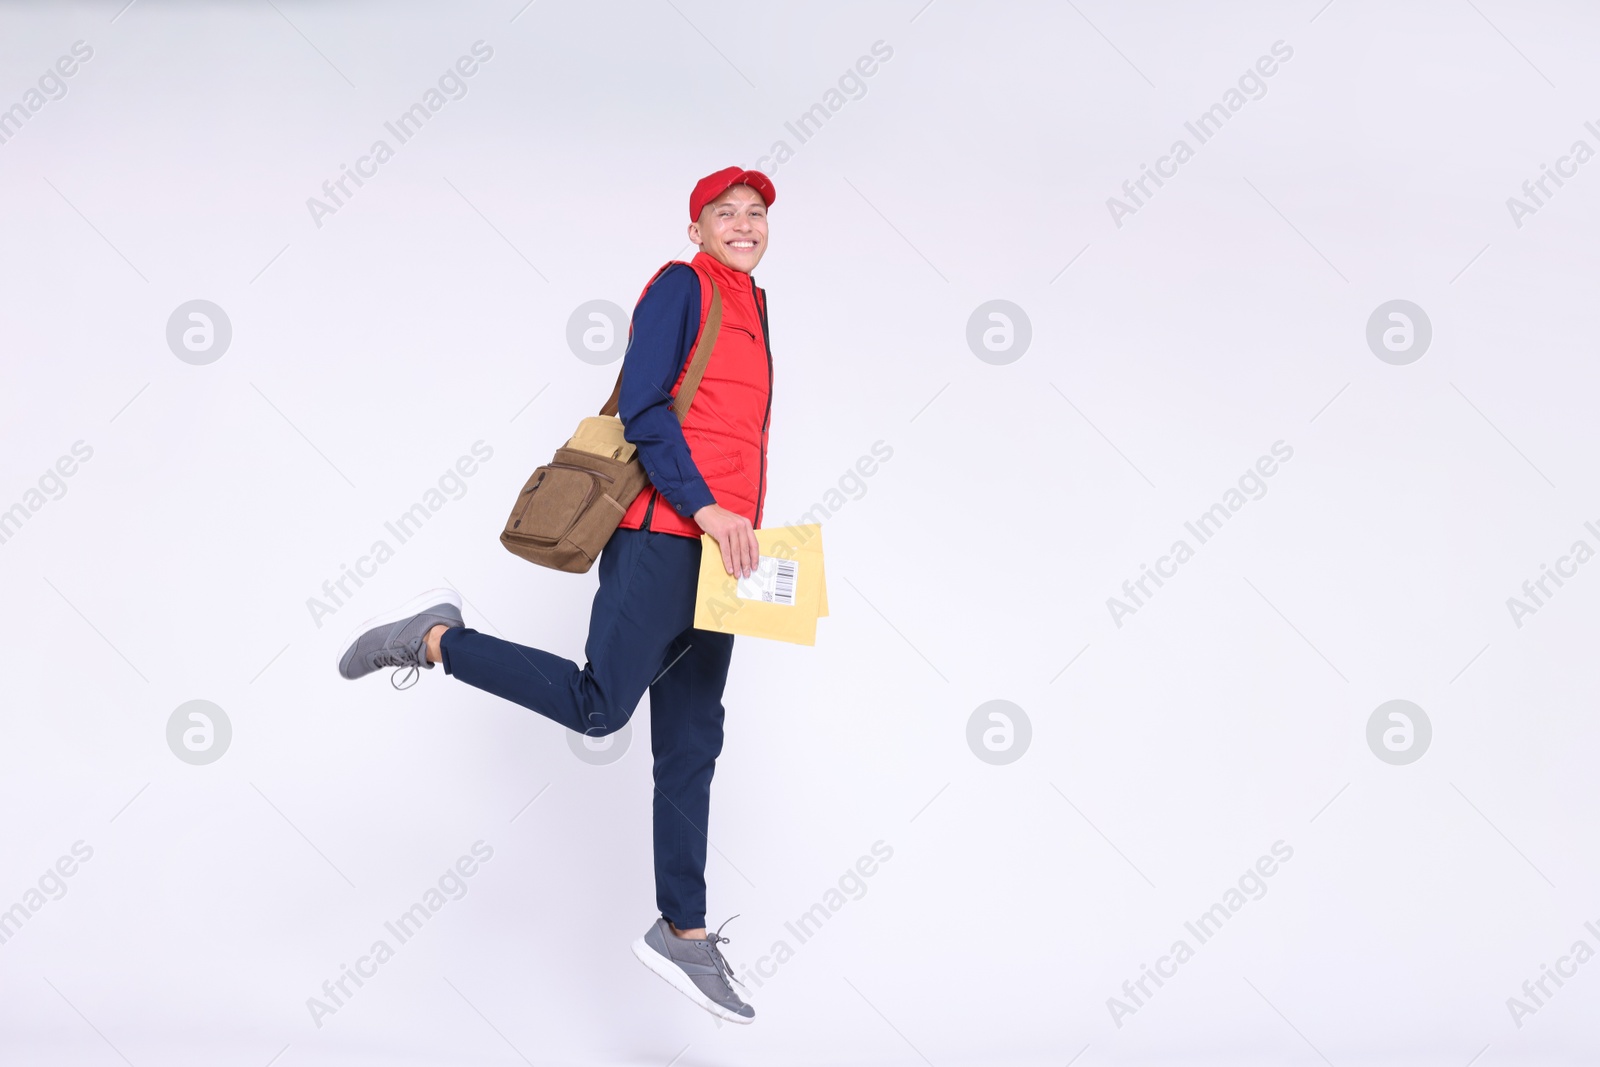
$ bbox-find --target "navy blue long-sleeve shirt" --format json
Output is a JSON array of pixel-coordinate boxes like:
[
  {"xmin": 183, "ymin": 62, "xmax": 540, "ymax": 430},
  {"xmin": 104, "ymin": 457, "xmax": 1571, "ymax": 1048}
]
[{"xmin": 617, "ymin": 265, "xmax": 717, "ymax": 518}]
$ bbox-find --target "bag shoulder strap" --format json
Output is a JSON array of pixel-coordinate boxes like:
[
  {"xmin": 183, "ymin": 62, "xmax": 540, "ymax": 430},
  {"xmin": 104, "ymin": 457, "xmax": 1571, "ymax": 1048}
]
[
  {"xmin": 668, "ymin": 280, "xmax": 720, "ymax": 421},
  {"xmin": 600, "ymin": 261, "xmax": 721, "ymax": 424}
]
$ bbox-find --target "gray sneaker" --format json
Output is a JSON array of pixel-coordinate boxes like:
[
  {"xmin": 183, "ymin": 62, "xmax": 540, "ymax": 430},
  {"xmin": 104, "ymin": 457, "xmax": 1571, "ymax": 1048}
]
[
  {"xmin": 632, "ymin": 916, "xmax": 754, "ymax": 1024},
  {"xmin": 336, "ymin": 588, "xmax": 464, "ymax": 687}
]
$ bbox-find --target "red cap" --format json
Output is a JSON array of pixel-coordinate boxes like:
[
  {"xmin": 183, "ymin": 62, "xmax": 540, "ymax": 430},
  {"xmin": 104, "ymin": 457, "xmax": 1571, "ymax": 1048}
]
[{"xmin": 689, "ymin": 166, "xmax": 776, "ymax": 221}]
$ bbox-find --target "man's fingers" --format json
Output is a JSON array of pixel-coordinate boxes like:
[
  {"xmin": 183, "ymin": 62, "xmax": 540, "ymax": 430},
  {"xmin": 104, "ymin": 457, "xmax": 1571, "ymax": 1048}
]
[
  {"xmin": 712, "ymin": 517, "xmax": 759, "ymax": 578},
  {"xmin": 739, "ymin": 523, "xmax": 756, "ymax": 578}
]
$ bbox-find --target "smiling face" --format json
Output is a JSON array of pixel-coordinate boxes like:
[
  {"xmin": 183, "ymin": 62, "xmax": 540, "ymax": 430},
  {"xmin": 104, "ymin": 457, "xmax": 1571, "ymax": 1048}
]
[{"xmin": 689, "ymin": 184, "xmax": 768, "ymax": 273}]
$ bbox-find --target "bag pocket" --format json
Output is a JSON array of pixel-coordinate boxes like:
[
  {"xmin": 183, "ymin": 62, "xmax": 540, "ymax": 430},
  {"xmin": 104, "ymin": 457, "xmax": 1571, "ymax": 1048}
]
[
  {"xmin": 551, "ymin": 447, "xmax": 651, "ymax": 509},
  {"xmin": 507, "ymin": 462, "xmax": 612, "ymax": 543},
  {"xmin": 565, "ymin": 493, "xmax": 628, "ymax": 564}
]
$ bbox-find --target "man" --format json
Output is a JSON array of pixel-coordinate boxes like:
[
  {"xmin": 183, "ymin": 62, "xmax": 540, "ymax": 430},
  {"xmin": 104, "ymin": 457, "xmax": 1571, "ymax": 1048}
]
[{"xmin": 335, "ymin": 166, "xmax": 776, "ymax": 1024}]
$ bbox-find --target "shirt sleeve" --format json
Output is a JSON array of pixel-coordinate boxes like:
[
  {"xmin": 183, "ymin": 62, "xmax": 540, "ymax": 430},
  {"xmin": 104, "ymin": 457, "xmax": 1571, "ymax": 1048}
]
[{"xmin": 617, "ymin": 265, "xmax": 717, "ymax": 518}]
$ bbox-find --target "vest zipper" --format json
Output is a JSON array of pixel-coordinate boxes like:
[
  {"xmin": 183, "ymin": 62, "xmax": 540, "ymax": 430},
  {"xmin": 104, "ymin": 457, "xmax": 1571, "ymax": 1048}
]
[
  {"xmin": 754, "ymin": 286, "xmax": 773, "ymax": 529},
  {"xmin": 641, "ymin": 489, "xmax": 657, "ymax": 531}
]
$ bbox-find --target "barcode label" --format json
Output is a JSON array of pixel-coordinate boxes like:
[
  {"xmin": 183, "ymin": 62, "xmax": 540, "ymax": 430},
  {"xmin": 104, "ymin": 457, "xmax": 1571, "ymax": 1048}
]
[{"xmin": 736, "ymin": 556, "xmax": 799, "ymax": 606}]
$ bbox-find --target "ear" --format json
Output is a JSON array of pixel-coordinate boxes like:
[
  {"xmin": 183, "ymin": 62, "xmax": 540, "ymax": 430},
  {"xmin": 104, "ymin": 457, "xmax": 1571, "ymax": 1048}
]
[{"xmin": 687, "ymin": 220, "xmax": 703, "ymax": 247}]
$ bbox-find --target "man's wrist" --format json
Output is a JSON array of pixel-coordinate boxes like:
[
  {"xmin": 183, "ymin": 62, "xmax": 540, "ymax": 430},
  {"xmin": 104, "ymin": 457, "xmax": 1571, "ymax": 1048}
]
[{"xmin": 679, "ymin": 482, "xmax": 716, "ymax": 518}]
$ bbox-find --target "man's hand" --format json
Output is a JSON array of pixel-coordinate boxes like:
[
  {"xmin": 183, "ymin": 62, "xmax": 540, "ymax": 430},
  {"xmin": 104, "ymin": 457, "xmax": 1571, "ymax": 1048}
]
[{"xmin": 694, "ymin": 503, "xmax": 760, "ymax": 579}]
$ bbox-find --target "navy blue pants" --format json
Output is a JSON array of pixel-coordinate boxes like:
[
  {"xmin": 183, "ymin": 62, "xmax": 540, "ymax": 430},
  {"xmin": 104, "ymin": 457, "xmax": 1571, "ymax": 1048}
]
[{"xmin": 437, "ymin": 527, "xmax": 734, "ymax": 929}]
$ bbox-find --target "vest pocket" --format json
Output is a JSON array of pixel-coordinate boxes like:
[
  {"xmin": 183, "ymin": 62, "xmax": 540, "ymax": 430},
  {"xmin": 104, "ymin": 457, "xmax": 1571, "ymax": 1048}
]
[{"xmin": 695, "ymin": 451, "xmax": 745, "ymax": 478}]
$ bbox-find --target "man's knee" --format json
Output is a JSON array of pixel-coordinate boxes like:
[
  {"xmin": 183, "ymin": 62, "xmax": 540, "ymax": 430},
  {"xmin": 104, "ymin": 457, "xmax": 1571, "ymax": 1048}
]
[
  {"xmin": 651, "ymin": 717, "xmax": 725, "ymax": 763},
  {"xmin": 651, "ymin": 742, "xmax": 723, "ymax": 782},
  {"xmin": 580, "ymin": 703, "xmax": 634, "ymax": 737}
]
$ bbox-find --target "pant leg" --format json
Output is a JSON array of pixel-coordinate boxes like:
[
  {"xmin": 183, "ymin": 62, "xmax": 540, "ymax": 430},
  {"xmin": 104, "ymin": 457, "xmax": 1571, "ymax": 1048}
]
[
  {"xmin": 649, "ymin": 624, "xmax": 736, "ymax": 930},
  {"xmin": 437, "ymin": 528, "xmax": 700, "ymax": 737}
]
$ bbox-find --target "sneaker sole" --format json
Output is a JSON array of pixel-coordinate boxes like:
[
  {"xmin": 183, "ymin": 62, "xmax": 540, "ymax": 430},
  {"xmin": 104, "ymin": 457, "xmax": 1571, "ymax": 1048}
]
[
  {"xmin": 631, "ymin": 937, "xmax": 754, "ymax": 1025},
  {"xmin": 337, "ymin": 587, "xmax": 463, "ymax": 680}
]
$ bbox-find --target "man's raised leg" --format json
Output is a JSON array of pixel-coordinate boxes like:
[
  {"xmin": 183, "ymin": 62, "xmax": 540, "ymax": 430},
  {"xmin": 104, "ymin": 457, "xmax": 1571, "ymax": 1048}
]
[{"xmin": 434, "ymin": 528, "xmax": 700, "ymax": 736}]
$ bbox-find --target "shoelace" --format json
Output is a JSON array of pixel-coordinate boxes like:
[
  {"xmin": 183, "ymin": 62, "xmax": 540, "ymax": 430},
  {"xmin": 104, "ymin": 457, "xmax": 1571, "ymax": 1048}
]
[
  {"xmin": 703, "ymin": 914, "xmax": 746, "ymax": 991},
  {"xmin": 369, "ymin": 643, "xmax": 423, "ymax": 690}
]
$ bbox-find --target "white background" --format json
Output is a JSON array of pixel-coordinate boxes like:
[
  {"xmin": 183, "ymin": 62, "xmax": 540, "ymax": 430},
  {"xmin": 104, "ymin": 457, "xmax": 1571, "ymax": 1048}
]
[{"xmin": 3, "ymin": 1, "xmax": 1599, "ymax": 1064}]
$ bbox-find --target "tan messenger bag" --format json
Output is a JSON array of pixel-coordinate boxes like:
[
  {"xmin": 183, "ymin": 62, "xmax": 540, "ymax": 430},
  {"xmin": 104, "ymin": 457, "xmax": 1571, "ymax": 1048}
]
[{"xmin": 499, "ymin": 280, "xmax": 723, "ymax": 573}]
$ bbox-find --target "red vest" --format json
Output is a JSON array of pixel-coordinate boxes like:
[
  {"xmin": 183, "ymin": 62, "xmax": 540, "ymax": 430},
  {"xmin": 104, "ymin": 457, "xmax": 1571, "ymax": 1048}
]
[{"xmin": 616, "ymin": 251, "xmax": 772, "ymax": 539}]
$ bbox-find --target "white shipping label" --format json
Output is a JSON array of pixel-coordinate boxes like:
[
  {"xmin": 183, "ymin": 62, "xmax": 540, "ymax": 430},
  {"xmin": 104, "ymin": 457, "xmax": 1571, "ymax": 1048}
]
[{"xmin": 735, "ymin": 556, "xmax": 798, "ymax": 605}]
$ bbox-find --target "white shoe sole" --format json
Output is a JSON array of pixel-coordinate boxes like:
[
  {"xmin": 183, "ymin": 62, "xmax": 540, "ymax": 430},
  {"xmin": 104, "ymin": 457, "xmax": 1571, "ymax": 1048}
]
[
  {"xmin": 337, "ymin": 586, "xmax": 462, "ymax": 678},
  {"xmin": 631, "ymin": 937, "xmax": 754, "ymax": 1025}
]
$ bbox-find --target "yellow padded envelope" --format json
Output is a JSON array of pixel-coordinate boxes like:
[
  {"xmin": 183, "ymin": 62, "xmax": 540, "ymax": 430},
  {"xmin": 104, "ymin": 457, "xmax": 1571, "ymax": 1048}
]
[{"xmin": 694, "ymin": 524, "xmax": 827, "ymax": 645}]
